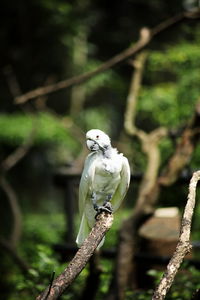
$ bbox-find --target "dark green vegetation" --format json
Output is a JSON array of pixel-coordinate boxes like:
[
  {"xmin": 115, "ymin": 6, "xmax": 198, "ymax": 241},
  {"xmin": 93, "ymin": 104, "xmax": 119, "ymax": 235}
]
[{"xmin": 1, "ymin": 0, "xmax": 200, "ymax": 299}]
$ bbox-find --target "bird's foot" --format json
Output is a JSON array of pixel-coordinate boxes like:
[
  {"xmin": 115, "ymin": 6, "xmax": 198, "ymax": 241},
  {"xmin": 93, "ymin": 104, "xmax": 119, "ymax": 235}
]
[{"xmin": 95, "ymin": 202, "xmax": 113, "ymax": 219}]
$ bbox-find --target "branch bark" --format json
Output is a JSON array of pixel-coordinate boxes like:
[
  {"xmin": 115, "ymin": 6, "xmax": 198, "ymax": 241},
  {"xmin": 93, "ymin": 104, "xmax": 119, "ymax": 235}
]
[
  {"xmin": 36, "ymin": 212, "xmax": 113, "ymax": 300},
  {"xmin": 152, "ymin": 170, "xmax": 200, "ymax": 300},
  {"xmin": 14, "ymin": 10, "xmax": 200, "ymax": 105}
]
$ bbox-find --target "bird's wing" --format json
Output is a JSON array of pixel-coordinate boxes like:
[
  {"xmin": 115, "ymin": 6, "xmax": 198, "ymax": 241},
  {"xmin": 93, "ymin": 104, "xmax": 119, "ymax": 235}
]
[
  {"xmin": 111, "ymin": 156, "xmax": 131, "ymax": 211},
  {"xmin": 78, "ymin": 152, "xmax": 96, "ymax": 216}
]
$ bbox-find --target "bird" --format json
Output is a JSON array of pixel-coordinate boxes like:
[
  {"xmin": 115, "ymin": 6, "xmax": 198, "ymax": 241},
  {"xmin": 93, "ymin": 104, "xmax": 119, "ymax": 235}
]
[{"xmin": 76, "ymin": 129, "xmax": 130, "ymax": 249}]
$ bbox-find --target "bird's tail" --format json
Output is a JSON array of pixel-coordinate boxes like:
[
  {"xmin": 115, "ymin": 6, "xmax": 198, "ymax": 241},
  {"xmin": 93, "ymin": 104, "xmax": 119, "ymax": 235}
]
[
  {"xmin": 76, "ymin": 214, "xmax": 90, "ymax": 247},
  {"xmin": 76, "ymin": 213, "xmax": 105, "ymax": 249}
]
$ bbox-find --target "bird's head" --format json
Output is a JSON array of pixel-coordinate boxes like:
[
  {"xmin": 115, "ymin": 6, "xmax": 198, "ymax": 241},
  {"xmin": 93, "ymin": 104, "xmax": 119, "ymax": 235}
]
[{"xmin": 86, "ymin": 129, "xmax": 111, "ymax": 152}]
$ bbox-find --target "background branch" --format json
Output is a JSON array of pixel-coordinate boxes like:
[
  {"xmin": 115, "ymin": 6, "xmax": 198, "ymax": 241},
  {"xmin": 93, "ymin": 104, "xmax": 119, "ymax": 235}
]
[
  {"xmin": 152, "ymin": 170, "xmax": 200, "ymax": 300},
  {"xmin": 106, "ymin": 50, "xmax": 167, "ymax": 300},
  {"xmin": 0, "ymin": 176, "xmax": 22, "ymax": 248},
  {"xmin": 1, "ymin": 127, "xmax": 36, "ymax": 172},
  {"xmin": 14, "ymin": 10, "xmax": 200, "ymax": 105}
]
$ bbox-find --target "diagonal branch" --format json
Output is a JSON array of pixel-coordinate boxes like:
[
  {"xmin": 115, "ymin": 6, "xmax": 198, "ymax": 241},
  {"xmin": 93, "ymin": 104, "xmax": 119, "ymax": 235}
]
[
  {"xmin": 1, "ymin": 127, "xmax": 36, "ymax": 172},
  {"xmin": 36, "ymin": 212, "xmax": 113, "ymax": 300},
  {"xmin": 15, "ymin": 28, "xmax": 151, "ymax": 105},
  {"xmin": 159, "ymin": 101, "xmax": 200, "ymax": 186},
  {"xmin": 15, "ymin": 10, "xmax": 200, "ymax": 105},
  {"xmin": 152, "ymin": 170, "xmax": 200, "ymax": 300}
]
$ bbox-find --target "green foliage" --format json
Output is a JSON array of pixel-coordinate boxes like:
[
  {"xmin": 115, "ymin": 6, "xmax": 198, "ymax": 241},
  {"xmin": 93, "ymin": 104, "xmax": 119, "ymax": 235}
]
[
  {"xmin": 4, "ymin": 208, "xmax": 200, "ymax": 300},
  {"xmin": 125, "ymin": 266, "xmax": 200, "ymax": 300},
  {"xmin": 149, "ymin": 265, "xmax": 200, "ymax": 300},
  {"xmin": 0, "ymin": 112, "xmax": 79, "ymax": 149},
  {"xmin": 138, "ymin": 83, "xmax": 178, "ymax": 127},
  {"xmin": 80, "ymin": 59, "xmax": 124, "ymax": 97},
  {"xmin": 76, "ymin": 107, "xmax": 113, "ymax": 134},
  {"xmin": 22, "ymin": 214, "xmax": 66, "ymax": 246},
  {"xmin": 4, "ymin": 209, "xmax": 131, "ymax": 300},
  {"xmin": 2, "ymin": 2, "xmax": 200, "ymax": 300},
  {"xmin": 138, "ymin": 42, "xmax": 200, "ymax": 130},
  {"xmin": 3, "ymin": 214, "xmax": 67, "ymax": 299},
  {"xmin": 148, "ymin": 43, "xmax": 200, "ymax": 74},
  {"xmin": 131, "ymin": 40, "xmax": 200, "ymax": 172}
]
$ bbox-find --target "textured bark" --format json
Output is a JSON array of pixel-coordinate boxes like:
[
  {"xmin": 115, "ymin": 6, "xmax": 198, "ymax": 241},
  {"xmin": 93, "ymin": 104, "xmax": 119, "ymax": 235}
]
[
  {"xmin": 36, "ymin": 212, "xmax": 113, "ymax": 300},
  {"xmin": 152, "ymin": 171, "xmax": 200, "ymax": 300}
]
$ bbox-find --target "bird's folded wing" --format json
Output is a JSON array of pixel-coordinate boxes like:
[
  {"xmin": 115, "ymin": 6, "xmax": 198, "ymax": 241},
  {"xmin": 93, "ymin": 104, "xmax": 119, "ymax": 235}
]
[
  {"xmin": 111, "ymin": 156, "xmax": 131, "ymax": 211},
  {"xmin": 78, "ymin": 153, "xmax": 96, "ymax": 216}
]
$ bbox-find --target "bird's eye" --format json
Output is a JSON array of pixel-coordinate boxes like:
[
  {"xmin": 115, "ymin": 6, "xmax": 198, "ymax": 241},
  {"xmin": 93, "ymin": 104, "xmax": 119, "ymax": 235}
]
[{"xmin": 96, "ymin": 135, "xmax": 99, "ymax": 139}]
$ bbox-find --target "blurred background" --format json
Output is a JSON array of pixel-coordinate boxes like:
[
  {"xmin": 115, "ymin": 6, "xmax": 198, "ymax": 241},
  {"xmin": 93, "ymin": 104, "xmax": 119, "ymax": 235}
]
[{"xmin": 1, "ymin": 0, "xmax": 200, "ymax": 299}]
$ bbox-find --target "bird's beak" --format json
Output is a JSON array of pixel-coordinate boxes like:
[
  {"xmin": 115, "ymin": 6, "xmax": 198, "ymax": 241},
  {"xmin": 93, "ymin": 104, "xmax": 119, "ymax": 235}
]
[{"xmin": 86, "ymin": 139, "xmax": 99, "ymax": 151}]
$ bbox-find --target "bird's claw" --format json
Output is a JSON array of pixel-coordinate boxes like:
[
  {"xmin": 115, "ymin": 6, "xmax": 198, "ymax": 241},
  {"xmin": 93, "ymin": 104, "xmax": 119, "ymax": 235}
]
[{"xmin": 95, "ymin": 202, "xmax": 113, "ymax": 219}]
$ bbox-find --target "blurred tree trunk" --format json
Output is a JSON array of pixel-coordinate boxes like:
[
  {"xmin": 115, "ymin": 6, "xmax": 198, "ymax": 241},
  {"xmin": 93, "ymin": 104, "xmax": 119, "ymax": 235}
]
[{"xmin": 107, "ymin": 50, "xmax": 200, "ymax": 299}]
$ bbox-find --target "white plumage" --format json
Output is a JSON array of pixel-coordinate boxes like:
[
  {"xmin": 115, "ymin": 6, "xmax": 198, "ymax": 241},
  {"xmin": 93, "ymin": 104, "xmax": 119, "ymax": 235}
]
[{"xmin": 76, "ymin": 129, "xmax": 130, "ymax": 248}]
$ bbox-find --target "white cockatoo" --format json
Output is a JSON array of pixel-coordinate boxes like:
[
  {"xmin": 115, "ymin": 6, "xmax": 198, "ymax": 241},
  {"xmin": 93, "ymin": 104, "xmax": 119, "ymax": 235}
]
[{"xmin": 76, "ymin": 129, "xmax": 130, "ymax": 248}]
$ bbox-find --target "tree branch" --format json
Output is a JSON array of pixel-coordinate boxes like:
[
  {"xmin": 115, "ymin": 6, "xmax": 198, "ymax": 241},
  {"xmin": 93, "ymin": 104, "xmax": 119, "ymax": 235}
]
[
  {"xmin": 124, "ymin": 51, "xmax": 148, "ymax": 138},
  {"xmin": 36, "ymin": 212, "xmax": 113, "ymax": 300},
  {"xmin": 14, "ymin": 10, "xmax": 200, "ymax": 105},
  {"xmin": 0, "ymin": 176, "xmax": 22, "ymax": 248},
  {"xmin": 15, "ymin": 28, "xmax": 151, "ymax": 105},
  {"xmin": 159, "ymin": 101, "xmax": 200, "ymax": 186},
  {"xmin": 152, "ymin": 170, "xmax": 200, "ymax": 300},
  {"xmin": 0, "ymin": 121, "xmax": 36, "ymax": 247},
  {"xmin": 112, "ymin": 51, "xmax": 167, "ymax": 300},
  {"xmin": 123, "ymin": 51, "xmax": 167, "ymax": 213},
  {"xmin": 1, "ymin": 127, "xmax": 35, "ymax": 172}
]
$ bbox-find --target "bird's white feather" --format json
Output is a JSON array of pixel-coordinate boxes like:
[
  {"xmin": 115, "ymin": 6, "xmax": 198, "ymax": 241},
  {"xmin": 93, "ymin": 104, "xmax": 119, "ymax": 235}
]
[{"xmin": 76, "ymin": 129, "xmax": 130, "ymax": 248}]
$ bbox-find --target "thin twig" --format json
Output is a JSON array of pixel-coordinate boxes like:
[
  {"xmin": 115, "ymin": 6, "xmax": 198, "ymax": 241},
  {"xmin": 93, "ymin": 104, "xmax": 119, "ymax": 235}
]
[
  {"xmin": 36, "ymin": 212, "xmax": 114, "ymax": 300},
  {"xmin": 45, "ymin": 271, "xmax": 56, "ymax": 300},
  {"xmin": 1, "ymin": 126, "xmax": 36, "ymax": 172},
  {"xmin": 3, "ymin": 65, "xmax": 22, "ymax": 97},
  {"xmin": 152, "ymin": 170, "xmax": 200, "ymax": 300},
  {"xmin": 14, "ymin": 10, "xmax": 200, "ymax": 105}
]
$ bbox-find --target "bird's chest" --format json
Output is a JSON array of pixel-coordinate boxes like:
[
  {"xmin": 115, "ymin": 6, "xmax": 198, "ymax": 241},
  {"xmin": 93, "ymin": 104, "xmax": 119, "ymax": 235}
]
[
  {"xmin": 91, "ymin": 157, "xmax": 121, "ymax": 192},
  {"xmin": 95, "ymin": 157, "xmax": 121, "ymax": 176}
]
